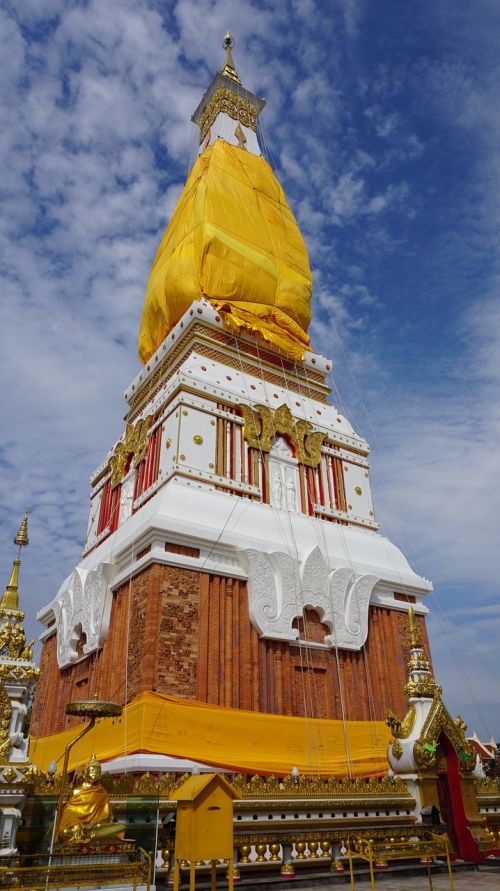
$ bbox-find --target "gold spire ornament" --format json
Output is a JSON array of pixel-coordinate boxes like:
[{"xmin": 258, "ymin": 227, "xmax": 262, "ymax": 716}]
[
  {"xmin": 1, "ymin": 511, "xmax": 29, "ymax": 612},
  {"xmin": 0, "ymin": 560, "xmax": 21, "ymax": 612},
  {"xmin": 404, "ymin": 606, "xmax": 440, "ymax": 699},
  {"xmin": 14, "ymin": 510, "xmax": 29, "ymax": 548},
  {"xmin": 408, "ymin": 605, "xmax": 422, "ymax": 649},
  {"xmin": 0, "ymin": 510, "xmax": 36, "ymax": 661},
  {"xmin": 220, "ymin": 32, "xmax": 241, "ymax": 84}
]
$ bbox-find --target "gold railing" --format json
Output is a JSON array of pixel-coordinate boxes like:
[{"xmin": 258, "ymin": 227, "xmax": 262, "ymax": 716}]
[
  {"xmin": 153, "ymin": 827, "xmax": 453, "ymax": 883},
  {"xmin": 346, "ymin": 830, "xmax": 455, "ymax": 891},
  {"xmin": 0, "ymin": 845, "xmax": 151, "ymax": 890}
]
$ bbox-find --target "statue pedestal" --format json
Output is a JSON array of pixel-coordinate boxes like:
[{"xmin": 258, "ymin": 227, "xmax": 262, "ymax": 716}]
[
  {"xmin": 53, "ymin": 838, "xmax": 138, "ymax": 864},
  {"xmin": 12, "ymin": 840, "xmax": 155, "ymax": 891}
]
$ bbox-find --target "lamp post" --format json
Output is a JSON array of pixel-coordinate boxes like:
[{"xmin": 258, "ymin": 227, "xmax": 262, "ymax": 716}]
[{"xmin": 49, "ymin": 698, "xmax": 122, "ymax": 854}]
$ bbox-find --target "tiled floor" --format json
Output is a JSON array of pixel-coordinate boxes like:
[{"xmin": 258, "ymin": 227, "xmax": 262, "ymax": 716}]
[{"xmin": 351, "ymin": 867, "xmax": 500, "ymax": 888}]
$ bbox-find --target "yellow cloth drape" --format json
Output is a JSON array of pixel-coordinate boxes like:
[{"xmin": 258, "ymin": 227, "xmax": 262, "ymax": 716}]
[
  {"xmin": 138, "ymin": 141, "xmax": 312, "ymax": 364},
  {"xmin": 30, "ymin": 692, "xmax": 390, "ymax": 777}
]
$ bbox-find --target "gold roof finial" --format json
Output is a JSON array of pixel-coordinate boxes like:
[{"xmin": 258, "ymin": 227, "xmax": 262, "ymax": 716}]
[
  {"xmin": 408, "ymin": 606, "xmax": 422, "ymax": 649},
  {"xmin": 0, "ymin": 560, "xmax": 21, "ymax": 611},
  {"xmin": 220, "ymin": 32, "xmax": 242, "ymax": 84},
  {"xmin": 14, "ymin": 509, "xmax": 29, "ymax": 550},
  {"xmin": 1, "ymin": 511, "xmax": 29, "ymax": 612}
]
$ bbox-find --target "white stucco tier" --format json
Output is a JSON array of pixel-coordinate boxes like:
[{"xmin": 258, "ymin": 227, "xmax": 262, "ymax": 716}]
[{"xmin": 37, "ymin": 298, "xmax": 432, "ymax": 670}]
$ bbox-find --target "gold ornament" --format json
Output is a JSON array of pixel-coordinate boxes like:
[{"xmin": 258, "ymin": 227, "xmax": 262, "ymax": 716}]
[
  {"xmin": 255, "ymin": 842, "xmax": 267, "ymax": 861},
  {"xmin": 387, "ymin": 705, "xmax": 416, "ymax": 739},
  {"xmin": 198, "ymin": 86, "xmax": 258, "ymax": 144},
  {"xmin": 57, "ymin": 754, "xmax": 126, "ymax": 843},
  {"xmin": 238, "ymin": 403, "xmax": 326, "ymax": 468},
  {"xmin": 0, "ymin": 681, "xmax": 12, "ymax": 760},
  {"xmin": 269, "ymin": 842, "xmax": 281, "ymax": 861},
  {"xmin": 109, "ymin": 415, "xmax": 152, "ymax": 488},
  {"xmin": 390, "ymin": 738, "xmax": 403, "ymax": 760},
  {"xmin": 238, "ymin": 844, "xmax": 251, "ymax": 863}
]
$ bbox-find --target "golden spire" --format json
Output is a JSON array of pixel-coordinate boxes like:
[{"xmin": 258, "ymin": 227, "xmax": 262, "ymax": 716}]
[
  {"xmin": 1, "ymin": 511, "xmax": 29, "ymax": 612},
  {"xmin": 404, "ymin": 605, "xmax": 440, "ymax": 698},
  {"xmin": 0, "ymin": 560, "xmax": 21, "ymax": 611},
  {"xmin": 408, "ymin": 606, "xmax": 422, "ymax": 649},
  {"xmin": 220, "ymin": 32, "xmax": 242, "ymax": 84},
  {"xmin": 14, "ymin": 510, "xmax": 29, "ymax": 549}
]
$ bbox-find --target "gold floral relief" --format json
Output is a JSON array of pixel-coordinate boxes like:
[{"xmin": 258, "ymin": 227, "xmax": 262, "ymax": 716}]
[
  {"xmin": 199, "ymin": 86, "xmax": 259, "ymax": 143},
  {"xmin": 237, "ymin": 403, "xmax": 326, "ymax": 468},
  {"xmin": 0, "ymin": 681, "xmax": 12, "ymax": 760},
  {"xmin": 413, "ymin": 698, "xmax": 475, "ymax": 773},
  {"xmin": 109, "ymin": 415, "xmax": 153, "ymax": 488}
]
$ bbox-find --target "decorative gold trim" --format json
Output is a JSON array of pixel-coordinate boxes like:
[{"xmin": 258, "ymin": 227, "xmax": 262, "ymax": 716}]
[
  {"xmin": 110, "ymin": 416, "xmax": 152, "ymax": 488},
  {"xmin": 390, "ymin": 738, "xmax": 403, "ymax": 760},
  {"xmin": 198, "ymin": 86, "xmax": 258, "ymax": 144},
  {"xmin": 66, "ymin": 699, "xmax": 122, "ymax": 719},
  {"xmin": 413, "ymin": 699, "xmax": 475, "ymax": 772},
  {"xmin": 238, "ymin": 403, "xmax": 327, "ymax": 468},
  {"xmin": 0, "ymin": 762, "xmax": 37, "ymax": 784},
  {"xmin": 126, "ymin": 321, "xmax": 329, "ymax": 422},
  {"xmin": 0, "ymin": 681, "xmax": 12, "ymax": 760},
  {"xmin": 0, "ymin": 612, "xmax": 35, "ymax": 661},
  {"xmin": 32, "ymin": 771, "xmax": 414, "ymax": 808},
  {"xmin": 0, "ymin": 662, "xmax": 39, "ymax": 681}
]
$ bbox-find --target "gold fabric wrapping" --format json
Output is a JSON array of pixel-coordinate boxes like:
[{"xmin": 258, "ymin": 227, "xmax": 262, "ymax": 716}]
[
  {"xmin": 138, "ymin": 141, "xmax": 312, "ymax": 363},
  {"xmin": 30, "ymin": 692, "xmax": 390, "ymax": 777}
]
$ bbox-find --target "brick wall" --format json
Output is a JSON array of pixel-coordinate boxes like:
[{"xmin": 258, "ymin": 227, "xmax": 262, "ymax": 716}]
[{"xmin": 31, "ymin": 562, "xmax": 423, "ymax": 738}]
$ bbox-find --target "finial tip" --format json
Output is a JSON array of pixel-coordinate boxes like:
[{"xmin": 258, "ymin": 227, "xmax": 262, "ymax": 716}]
[
  {"xmin": 14, "ymin": 510, "xmax": 29, "ymax": 548},
  {"xmin": 220, "ymin": 32, "xmax": 241, "ymax": 84}
]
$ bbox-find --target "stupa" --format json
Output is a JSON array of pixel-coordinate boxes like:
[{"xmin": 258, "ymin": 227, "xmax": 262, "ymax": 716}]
[
  {"xmin": 0, "ymin": 513, "xmax": 39, "ymax": 854},
  {"xmin": 31, "ymin": 36, "xmax": 434, "ymax": 778}
]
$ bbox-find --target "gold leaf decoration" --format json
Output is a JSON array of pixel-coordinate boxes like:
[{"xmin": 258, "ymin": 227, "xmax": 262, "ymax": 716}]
[
  {"xmin": 109, "ymin": 415, "xmax": 153, "ymax": 488},
  {"xmin": 238, "ymin": 403, "xmax": 326, "ymax": 468}
]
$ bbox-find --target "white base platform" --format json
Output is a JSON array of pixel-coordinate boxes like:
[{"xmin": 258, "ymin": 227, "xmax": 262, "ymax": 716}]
[{"xmin": 101, "ymin": 752, "xmax": 227, "ymax": 775}]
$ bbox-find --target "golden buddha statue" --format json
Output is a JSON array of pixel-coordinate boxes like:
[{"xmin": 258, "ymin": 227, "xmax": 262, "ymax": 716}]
[{"xmin": 57, "ymin": 754, "xmax": 126, "ymax": 843}]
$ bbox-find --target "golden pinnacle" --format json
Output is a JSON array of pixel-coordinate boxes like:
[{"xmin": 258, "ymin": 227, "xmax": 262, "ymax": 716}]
[
  {"xmin": 14, "ymin": 510, "xmax": 29, "ymax": 548},
  {"xmin": 0, "ymin": 559, "xmax": 20, "ymax": 611},
  {"xmin": 221, "ymin": 31, "xmax": 242, "ymax": 84}
]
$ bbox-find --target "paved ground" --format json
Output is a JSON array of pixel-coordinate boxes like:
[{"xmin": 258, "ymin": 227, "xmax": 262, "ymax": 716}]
[{"xmin": 349, "ymin": 867, "xmax": 500, "ymax": 888}]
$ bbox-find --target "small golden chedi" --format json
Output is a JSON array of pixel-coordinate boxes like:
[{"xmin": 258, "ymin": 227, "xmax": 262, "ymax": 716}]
[{"xmin": 57, "ymin": 754, "xmax": 125, "ymax": 844}]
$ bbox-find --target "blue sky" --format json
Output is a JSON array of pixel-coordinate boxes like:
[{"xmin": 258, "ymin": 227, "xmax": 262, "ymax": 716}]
[{"xmin": 1, "ymin": 0, "xmax": 499, "ymax": 740}]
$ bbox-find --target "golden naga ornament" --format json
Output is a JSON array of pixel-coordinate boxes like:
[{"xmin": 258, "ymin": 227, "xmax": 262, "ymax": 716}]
[
  {"xmin": 57, "ymin": 754, "xmax": 126, "ymax": 844},
  {"xmin": 386, "ymin": 705, "xmax": 416, "ymax": 741},
  {"xmin": 238, "ymin": 402, "xmax": 326, "ymax": 468}
]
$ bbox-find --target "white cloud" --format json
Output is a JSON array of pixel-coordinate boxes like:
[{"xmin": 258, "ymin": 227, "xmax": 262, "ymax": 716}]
[{"xmin": 0, "ymin": 0, "xmax": 499, "ymax": 742}]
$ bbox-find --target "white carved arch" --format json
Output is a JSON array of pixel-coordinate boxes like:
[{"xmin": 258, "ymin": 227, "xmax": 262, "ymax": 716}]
[
  {"xmin": 241, "ymin": 546, "xmax": 378, "ymax": 651},
  {"xmin": 55, "ymin": 563, "xmax": 111, "ymax": 668}
]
